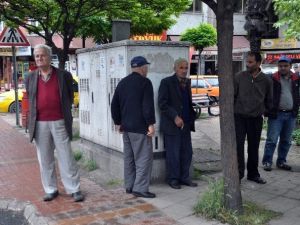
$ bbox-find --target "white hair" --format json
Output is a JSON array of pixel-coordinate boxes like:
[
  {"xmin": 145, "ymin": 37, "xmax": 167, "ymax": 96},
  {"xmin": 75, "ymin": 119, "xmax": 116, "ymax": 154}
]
[
  {"xmin": 33, "ymin": 44, "xmax": 52, "ymax": 57},
  {"xmin": 174, "ymin": 58, "xmax": 188, "ymax": 69}
]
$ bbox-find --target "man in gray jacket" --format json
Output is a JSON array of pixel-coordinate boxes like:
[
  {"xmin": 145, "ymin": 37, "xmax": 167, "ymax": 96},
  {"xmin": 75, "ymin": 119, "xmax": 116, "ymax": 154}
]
[
  {"xmin": 25, "ymin": 44, "xmax": 84, "ymax": 202},
  {"xmin": 234, "ymin": 51, "xmax": 273, "ymax": 184}
]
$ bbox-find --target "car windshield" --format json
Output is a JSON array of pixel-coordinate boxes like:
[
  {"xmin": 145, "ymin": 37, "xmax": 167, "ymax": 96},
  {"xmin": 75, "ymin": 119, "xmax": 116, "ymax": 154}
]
[
  {"xmin": 205, "ymin": 78, "xmax": 219, "ymax": 87},
  {"xmin": 191, "ymin": 79, "xmax": 209, "ymax": 88}
]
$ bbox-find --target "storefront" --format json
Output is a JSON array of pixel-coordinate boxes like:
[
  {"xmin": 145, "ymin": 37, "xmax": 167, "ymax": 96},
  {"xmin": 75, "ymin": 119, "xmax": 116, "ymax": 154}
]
[
  {"xmin": 261, "ymin": 38, "xmax": 300, "ymax": 75},
  {"xmin": 0, "ymin": 46, "xmax": 33, "ymax": 90}
]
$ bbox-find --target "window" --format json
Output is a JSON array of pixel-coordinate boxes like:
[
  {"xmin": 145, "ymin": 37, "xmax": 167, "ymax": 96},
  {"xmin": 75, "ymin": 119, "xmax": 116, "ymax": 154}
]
[
  {"xmin": 186, "ymin": 0, "xmax": 202, "ymax": 13},
  {"xmin": 234, "ymin": 0, "xmax": 247, "ymax": 13}
]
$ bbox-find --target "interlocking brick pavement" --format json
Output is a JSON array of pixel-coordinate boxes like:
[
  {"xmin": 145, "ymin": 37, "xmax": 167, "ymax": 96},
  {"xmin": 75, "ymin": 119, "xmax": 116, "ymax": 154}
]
[{"xmin": 0, "ymin": 117, "xmax": 178, "ymax": 225}]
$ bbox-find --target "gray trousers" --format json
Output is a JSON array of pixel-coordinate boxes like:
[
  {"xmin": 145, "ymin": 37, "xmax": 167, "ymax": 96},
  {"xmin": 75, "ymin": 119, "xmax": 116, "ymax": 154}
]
[
  {"xmin": 34, "ymin": 120, "xmax": 80, "ymax": 194},
  {"xmin": 123, "ymin": 132, "xmax": 153, "ymax": 193}
]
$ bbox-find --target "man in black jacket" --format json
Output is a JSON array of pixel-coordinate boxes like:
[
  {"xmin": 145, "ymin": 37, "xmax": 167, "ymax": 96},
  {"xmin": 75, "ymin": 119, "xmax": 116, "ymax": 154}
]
[
  {"xmin": 262, "ymin": 56, "xmax": 300, "ymax": 171},
  {"xmin": 234, "ymin": 52, "xmax": 273, "ymax": 184},
  {"xmin": 111, "ymin": 56, "xmax": 156, "ymax": 198},
  {"xmin": 158, "ymin": 58, "xmax": 197, "ymax": 189}
]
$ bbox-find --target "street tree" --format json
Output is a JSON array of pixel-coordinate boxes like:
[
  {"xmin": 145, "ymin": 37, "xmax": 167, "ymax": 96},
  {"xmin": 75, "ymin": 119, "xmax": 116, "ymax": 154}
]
[
  {"xmin": 0, "ymin": 0, "xmax": 191, "ymax": 69},
  {"xmin": 180, "ymin": 23, "xmax": 217, "ymax": 74},
  {"xmin": 198, "ymin": 0, "xmax": 243, "ymax": 213},
  {"xmin": 273, "ymin": 0, "xmax": 300, "ymax": 39}
]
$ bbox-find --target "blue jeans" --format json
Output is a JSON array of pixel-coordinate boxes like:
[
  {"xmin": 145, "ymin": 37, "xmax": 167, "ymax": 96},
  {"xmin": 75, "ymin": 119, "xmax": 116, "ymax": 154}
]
[{"xmin": 262, "ymin": 112, "xmax": 296, "ymax": 165}]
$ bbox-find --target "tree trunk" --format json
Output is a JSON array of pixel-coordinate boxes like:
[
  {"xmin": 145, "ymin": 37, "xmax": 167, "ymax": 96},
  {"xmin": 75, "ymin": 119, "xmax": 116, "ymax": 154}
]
[{"xmin": 217, "ymin": 0, "xmax": 243, "ymax": 213}]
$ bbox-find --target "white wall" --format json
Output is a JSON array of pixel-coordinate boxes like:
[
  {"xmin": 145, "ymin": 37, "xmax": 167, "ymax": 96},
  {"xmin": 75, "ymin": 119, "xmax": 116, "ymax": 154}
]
[{"xmin": 167, "ymin": 13, "xmax": 205, "ymax": 35}]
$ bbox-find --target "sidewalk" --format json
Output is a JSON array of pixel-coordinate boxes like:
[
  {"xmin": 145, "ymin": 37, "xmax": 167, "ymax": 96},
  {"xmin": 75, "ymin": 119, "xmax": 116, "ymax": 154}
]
[{"xmin": 1, "ymin": 113, "xmax": 300, "ymax": 225}]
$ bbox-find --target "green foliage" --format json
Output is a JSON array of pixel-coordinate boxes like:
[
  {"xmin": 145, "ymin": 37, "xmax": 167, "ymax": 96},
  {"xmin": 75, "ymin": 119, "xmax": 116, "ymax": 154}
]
[
  {"xmin": 73, "ymin": 150, "xmax": 83, "ymax": 161},
  {"xmin": 292, "ymin": 129, "xmax": 300, "ymax": 146},
  {"xmin": 84, "ymin": 159, "xmax": 97, "ymax": 171},
  {"xmin": 194, "ymin": 179, "xmax": 281, "ymax": 225},
  {"xmin": 192, "ymin": 167, "xmax": 202, "ymax": 180},
  {"xmin": 180, "ymin": 23, "xmax": 217, "ymax": 51},
  {"xmin": 273, "ymin": 0, "xmax": 300, "ymax": 39},
  {"xmin": 106, "ymin": 179, "xmax": 123, "ymax": 187},
  {"xmin": 1, "ymin": 0, "xmax": 191, "ymax": 67}
]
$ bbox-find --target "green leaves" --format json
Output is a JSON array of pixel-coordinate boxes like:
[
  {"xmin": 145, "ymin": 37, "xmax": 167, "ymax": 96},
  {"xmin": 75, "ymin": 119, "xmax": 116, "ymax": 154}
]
[
  {"xmin": 273, "ymin": 0, "xmax": 300, "ymax": 39},
  {"xmin": 180, "ymin": 23, "xmax": 217, "ymax": 51}
]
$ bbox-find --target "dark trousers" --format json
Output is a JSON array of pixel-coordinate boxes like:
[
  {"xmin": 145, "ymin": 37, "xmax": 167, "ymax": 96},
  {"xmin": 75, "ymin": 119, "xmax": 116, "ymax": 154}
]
[
  {"xmin": 234, "ymin": 115, "xmax": 263, "ymax": 179},
  {"xmin": 164, "ymin": 126, "xmax": 193, "ymax": 184}
]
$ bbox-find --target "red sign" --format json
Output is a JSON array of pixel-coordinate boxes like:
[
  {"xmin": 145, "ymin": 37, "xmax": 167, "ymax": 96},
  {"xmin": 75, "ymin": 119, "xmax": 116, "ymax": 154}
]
[
  {"xmin": 0, "ymin": 27, "xmax": 30, "ymax": 46},
  {"xmin": 266, "ymin": 53, "xmax": 300, "ymax": 61}
]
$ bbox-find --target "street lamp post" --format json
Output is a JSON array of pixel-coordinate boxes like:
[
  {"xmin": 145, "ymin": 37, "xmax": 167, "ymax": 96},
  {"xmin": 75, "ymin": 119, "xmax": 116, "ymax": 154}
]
[{"xmin": 244, "ymin": 0, "xmax": 269, "ymax": 52}]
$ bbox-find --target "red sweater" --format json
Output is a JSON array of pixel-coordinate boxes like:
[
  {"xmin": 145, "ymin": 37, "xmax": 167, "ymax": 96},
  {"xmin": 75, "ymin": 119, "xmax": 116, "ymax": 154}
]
[{"xmin": 36, "ymin": 71, "xmax": 63, "ymax": 121}]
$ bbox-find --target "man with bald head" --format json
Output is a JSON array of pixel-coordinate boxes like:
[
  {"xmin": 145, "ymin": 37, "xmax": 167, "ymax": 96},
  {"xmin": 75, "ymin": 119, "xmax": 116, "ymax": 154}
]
[{"xmin": 158, "ymin": 58, "xmax": 197, "ymax": 189}]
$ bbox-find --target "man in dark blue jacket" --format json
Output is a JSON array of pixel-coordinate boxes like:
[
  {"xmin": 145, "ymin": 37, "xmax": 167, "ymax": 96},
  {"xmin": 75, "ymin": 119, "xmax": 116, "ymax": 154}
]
[
  {"xmin": 262, "ymin": 55, "xmax": 300, "ymax": 171},
  {"xmin": 111, "ymin": 56, "xmax": 156, "ymax": 198},
  {"xmin": 158, "ymin": 58, "xmax": 197, "ymax": 189}
]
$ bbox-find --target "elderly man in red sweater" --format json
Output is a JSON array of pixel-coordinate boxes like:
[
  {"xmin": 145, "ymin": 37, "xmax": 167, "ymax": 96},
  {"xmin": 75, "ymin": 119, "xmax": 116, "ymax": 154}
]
[{"xmin": 25, "ymin": 44, "xmax": 84, "ymax": 202}]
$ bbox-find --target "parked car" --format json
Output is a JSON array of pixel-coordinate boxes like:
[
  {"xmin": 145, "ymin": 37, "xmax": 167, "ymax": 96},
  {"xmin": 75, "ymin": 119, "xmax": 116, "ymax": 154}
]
[
  {"xmin": 0, "ymin": 75, "xmax": 79, "ymax": 113},
  {"xmin": 0, "ymin": 89, "xmax": 24, "ymax": 113},
  {"xmin": 190, "ymin": 75, "xmax": 219, "ymax": 100}
]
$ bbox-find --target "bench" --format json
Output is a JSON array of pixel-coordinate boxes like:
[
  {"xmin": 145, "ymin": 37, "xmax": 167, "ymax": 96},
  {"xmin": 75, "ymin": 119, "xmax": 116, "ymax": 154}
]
[{"xmin": 192, "ymin": 94, "xmax": 219, "ymax": 118}]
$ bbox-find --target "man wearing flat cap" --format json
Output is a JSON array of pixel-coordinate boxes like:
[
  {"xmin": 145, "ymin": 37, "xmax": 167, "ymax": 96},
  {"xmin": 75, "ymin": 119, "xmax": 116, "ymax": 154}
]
[
  {"xmin": 262, "ymin": 55, "xmax": 300, "ymax": 172},
  {"xmin": 111, "ymin": 56, "xmax": 156, "ymax": 198}
]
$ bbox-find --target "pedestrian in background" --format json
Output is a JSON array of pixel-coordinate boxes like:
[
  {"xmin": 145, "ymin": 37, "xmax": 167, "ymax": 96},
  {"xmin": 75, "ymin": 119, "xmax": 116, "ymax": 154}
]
[
  {"xmin": 262, "ymin": 56, "xmax": 300, "ymax": 171},
  {"xmin": 234, "ymin": 51, "xmax": 273, "ymax": 184},
  {"xmin": 158, "ymin": 58, "xmax": 197, "ymax": 189},
  {"xmin": 111, "ymin": 56, "xmax": 156, "ymax": 198},
  {"xmin": 25, "ymin": 44, "xmax": 84, "ymax": 202}
]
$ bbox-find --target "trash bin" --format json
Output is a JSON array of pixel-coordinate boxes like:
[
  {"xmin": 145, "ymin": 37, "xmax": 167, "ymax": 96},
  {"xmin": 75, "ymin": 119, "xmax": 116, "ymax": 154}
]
[{"xmin": 21, "ymin": 91, "xmax": 29, "ymax": 132}]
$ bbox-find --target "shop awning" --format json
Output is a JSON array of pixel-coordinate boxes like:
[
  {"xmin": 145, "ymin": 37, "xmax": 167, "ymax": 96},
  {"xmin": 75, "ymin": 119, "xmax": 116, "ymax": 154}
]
[{"xmin": 26, "ymin": 35, "xmax": 96, "ymax": 50}]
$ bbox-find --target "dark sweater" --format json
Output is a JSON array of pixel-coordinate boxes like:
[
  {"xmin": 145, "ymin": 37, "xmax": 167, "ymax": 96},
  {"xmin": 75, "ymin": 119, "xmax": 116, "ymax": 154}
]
[
  {"xmin": 111, "ymin": 72, "xmax": 156, "ymax": 134},
  {"xmin": 234, "ymin": 70, "xmax": 273, "ymax": 117}
]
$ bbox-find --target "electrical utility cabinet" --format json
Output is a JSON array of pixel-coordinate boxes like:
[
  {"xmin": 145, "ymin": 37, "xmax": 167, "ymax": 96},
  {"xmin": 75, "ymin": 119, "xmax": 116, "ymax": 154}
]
[{"xmin": 76, "ymin": 40, "xmax": 190, "ymax": 181}]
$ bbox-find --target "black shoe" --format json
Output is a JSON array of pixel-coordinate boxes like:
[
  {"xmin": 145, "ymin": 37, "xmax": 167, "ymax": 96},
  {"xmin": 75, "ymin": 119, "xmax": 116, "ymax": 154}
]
[
  {"xmin": 43, "ymin": 191, "xmax": 59, "ymax": 201},
  {"xmin": 168, "ymin": 181, "xmax": 181, "ymax": 189},
  {"xmin": 247, "ymin": 176, "xmax": 267, "ymax": 184},
  {"xmin": 126, "ymin": 188, "xmax": 132, "ymax": 194},
  {"xmin": 263, "ymin": 162, "xmax": 272, "ymax": 171},
  {"xmin": 277, "ymin": 163, "xmax": 292, "ymax": 171},
  {"xmin": 72, "ymin": 191, "xmax": 84, "ymax": 202},
  {"xmin": 180, "ymin": 181, "xmax": 198, "ymax": 187},
  {"xmin": 132, "ymin": 191, "xmax": 156, "ymax": 198}
]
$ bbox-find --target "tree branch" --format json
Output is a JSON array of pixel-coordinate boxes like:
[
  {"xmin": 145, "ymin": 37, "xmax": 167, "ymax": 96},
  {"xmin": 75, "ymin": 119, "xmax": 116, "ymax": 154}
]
[{"xmin": 201, "ymin": 0, "xmax": 217, "ymax": 15}]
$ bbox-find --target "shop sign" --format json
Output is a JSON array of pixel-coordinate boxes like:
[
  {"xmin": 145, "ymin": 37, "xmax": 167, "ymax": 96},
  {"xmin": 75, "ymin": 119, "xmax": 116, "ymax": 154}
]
[
  {"xmin": 131, "ymin": 31, "xmax": 167, "ymax": 41},
  {"xmin": 266, "ymin": 53, "xmax": 300, "ymax": 61},
  {"xmin": 0, "ymin": 46, "xmax": 31, "ymax": 56},
  {"xmin": 261, "ymin": 38, "xmax": 298, "ymax": 49}
]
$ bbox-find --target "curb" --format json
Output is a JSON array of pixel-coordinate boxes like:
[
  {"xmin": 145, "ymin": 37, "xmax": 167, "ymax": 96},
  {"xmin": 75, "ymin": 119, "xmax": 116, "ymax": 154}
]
[{"xmin": 0, "ymin": 198, "xmax": 50, "ymax": 225}]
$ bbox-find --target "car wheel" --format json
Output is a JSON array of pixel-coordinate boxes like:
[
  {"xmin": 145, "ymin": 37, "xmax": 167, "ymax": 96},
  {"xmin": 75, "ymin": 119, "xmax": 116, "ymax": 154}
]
[
  {"xmin": 8, "ymin": 101, "xmax": 22, "ymax": 113},
  {"xmin": 208, "ymin": 99, "xmax": 219, "ymax": 116},
  {"xmin": 192, "ymin": 103, "xmax": 201, "ymax": 119}
]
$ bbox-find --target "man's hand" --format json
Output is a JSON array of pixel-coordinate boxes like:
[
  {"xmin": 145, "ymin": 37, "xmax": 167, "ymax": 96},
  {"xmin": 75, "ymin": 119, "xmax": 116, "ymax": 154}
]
[
  {"xmin": 147, "ymin": 124, "xmax": 155, "ymax": 137},
  {"xmin": 174, "ymin": 116, "xmax": 184, "ymax": 129},
  {"xmin": 116, "ymin": 125, "xmax": 123, "ymax": 134}
]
